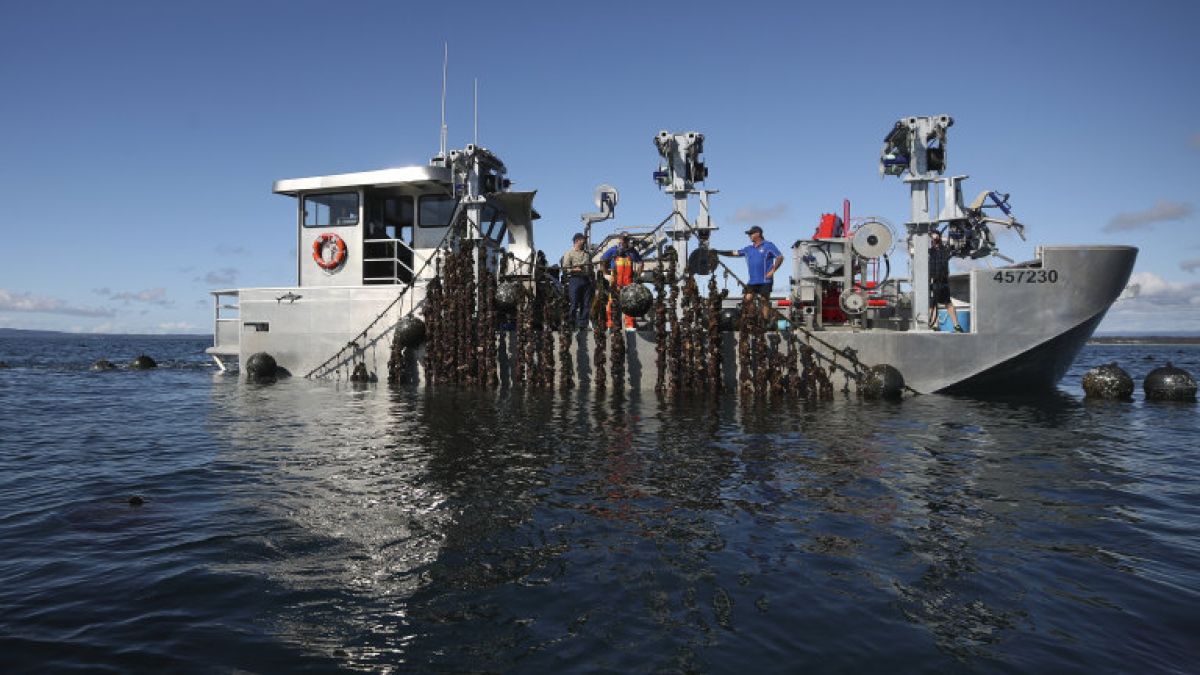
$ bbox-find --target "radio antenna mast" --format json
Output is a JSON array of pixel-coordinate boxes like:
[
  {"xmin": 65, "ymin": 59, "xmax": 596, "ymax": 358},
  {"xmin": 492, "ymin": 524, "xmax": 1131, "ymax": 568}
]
[
  {"xmin": 438, "ymin": 43, "xmax": 448, "ymax": 159},
  {"xmin": 473, "ymin": 78, "xmax": 478, "ymax": 146}
]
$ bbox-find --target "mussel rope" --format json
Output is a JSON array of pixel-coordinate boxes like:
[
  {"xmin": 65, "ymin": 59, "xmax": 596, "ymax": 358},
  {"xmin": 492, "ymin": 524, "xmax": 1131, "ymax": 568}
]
[
  {"xmin": 500, "ymin": 252, "xmax": 570, "ymax": 299},
  {"xmin": 710, "ymin": 257, "xmax": 919, "ymax": 395}
]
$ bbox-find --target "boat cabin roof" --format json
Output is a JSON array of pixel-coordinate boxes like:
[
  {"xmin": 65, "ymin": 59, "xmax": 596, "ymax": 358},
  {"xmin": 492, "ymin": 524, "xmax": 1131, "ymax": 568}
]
[{"xmin": 272, "ymin": 165, "xmax": 451, "ymax": 196}]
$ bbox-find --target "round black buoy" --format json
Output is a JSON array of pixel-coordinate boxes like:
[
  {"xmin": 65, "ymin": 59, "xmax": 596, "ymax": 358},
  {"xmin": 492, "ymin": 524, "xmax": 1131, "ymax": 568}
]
[
  {"xmin": 128, "ymin": 495, "xmax": 145, "ymax": 507},
  {"xmin": 860, "ymin": 364, "xmax": 905, "ymax": 400},
  {"xmin": 90, "ymin": 359, "xmax": 115, "ymax": 371},
  {"xmin": 244, "ymin": 352, "xmax": 278, "ymax": 384},
  {"xmin": 350, "ymin": 362, "xmax": 371, "ymax": 383},
  {"xmin": 1143, "ymin": 362, "xmax": 1197, "ymax": 402},
  {"xmin": 394, "ymin": 315, "xmax": 426, "ymax": 348},
  {"xmin": 494, "ymin": 282, "xmax": 524, "ymax": 311},
  {"xmin": 1082, "ymin": 362, "xmax": 1134, "ymax": 401},
  {"xmin": 129, "ymin": 354, "xmax": 157, "ymax": 369},
  {"xmin": 619, "ymin": 284, "xmax": 653, "ymax": 318}
]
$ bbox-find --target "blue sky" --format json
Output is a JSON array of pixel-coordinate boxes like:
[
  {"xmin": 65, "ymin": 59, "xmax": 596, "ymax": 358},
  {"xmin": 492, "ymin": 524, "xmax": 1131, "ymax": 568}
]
[{"xmin": 2, "ymin": 0, "xmax": 1197, "ymax": 334}]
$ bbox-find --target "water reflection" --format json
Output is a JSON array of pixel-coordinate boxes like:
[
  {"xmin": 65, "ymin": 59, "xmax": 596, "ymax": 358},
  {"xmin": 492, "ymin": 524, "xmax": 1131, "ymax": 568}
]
[
  {"xmin": 209, "ymin": 380, "xmax": 451, "ymax": 665},
  {"xmin": 207, "ymin": 376, "xmax": 1191, "ymax": 671}
]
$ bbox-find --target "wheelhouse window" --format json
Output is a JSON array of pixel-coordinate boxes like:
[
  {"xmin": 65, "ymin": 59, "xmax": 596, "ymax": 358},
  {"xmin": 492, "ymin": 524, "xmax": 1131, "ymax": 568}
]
[
  {"xmin": 365, "ymin": 195, "xmax": 414, "ymax": 239},
  {"xmin": 304, "ymin": 192, "xmax": 358, "ymax": 228},
  {"xmin": 386, "ymin": 197, "xmax": 415, "ymax": 233},
  {"xmin": 418, "ymin": 195, "xmax": 457, "ymax": 228}
]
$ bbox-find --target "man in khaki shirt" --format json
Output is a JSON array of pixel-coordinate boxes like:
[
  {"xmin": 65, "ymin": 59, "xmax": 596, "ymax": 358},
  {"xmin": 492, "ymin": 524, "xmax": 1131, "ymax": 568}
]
[{"xmin": 560, "ymin": 233, "xmax": 594, "ymax": 330}]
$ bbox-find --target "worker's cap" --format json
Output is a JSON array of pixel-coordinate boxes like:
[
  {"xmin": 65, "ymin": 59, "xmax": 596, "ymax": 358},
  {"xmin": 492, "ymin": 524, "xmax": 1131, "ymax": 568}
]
[
  {"xmin": 619, "ymin": 231, "xmax": 631, "ymax": 239},
  {"xmin": 744, "ymin": 225, "xmax": 763, "ymax": 235},
  {"xmin": 572, "ymin": 232, "xmax": 585, "ymax": 242}
]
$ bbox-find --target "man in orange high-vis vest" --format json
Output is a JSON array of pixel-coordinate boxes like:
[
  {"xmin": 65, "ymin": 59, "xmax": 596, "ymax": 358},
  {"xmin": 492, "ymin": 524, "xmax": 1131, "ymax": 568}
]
[{"xmin": 600, "ymin": 232, "xmax": 643, "ymax": 330}]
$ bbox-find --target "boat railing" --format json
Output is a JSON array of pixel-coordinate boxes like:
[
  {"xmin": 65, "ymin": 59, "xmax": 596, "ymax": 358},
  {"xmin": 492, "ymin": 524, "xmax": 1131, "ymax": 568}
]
[
  {"xmin": 363, "ymin": 238, "xmax": 416, "ymax": 284},
  {"xmin": 210, "ymin": 289, "xmax": 240, "ymax": 354}
]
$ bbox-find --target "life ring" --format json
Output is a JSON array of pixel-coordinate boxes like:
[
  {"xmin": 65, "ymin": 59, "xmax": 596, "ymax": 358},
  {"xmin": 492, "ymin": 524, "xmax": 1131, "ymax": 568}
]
[{"xmin": 312, "ymin": 233, "xmax": 347, "ymax": 270}]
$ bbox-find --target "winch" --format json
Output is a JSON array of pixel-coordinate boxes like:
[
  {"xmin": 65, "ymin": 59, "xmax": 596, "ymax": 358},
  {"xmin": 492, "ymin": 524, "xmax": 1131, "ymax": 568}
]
[{"xmin": 790, "ymin": 206, "xmax": 898, "ymax": 330}]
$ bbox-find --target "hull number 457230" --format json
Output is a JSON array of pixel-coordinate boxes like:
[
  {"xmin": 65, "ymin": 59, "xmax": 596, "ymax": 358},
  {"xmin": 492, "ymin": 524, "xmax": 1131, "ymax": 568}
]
[{"xmin": 993, "ymin": 269, "xmax": 1059, "ymax": 284}]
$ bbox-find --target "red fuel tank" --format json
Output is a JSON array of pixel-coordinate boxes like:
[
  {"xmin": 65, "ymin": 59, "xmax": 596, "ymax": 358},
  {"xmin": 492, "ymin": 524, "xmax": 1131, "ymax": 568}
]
[{"xmin": 815, "ymin": 213, "xmax": 843, "ymax": 239}]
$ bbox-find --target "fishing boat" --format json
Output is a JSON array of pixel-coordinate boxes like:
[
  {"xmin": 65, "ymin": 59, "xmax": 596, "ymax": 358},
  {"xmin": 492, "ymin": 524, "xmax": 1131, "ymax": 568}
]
[{"xmin": 207, "ymin": 115, "xmax": 1137, "ymax": 394}]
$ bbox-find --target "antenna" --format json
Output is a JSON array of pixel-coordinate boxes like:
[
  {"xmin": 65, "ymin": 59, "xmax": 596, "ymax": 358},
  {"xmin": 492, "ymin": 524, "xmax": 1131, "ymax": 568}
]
[
  {"xmin": 438, "ymin": 43, "xmax": 448, "ymax": 159},
  {"xmin": 473, "ymin": 78, "xmax": 478, "ymax": 146}
]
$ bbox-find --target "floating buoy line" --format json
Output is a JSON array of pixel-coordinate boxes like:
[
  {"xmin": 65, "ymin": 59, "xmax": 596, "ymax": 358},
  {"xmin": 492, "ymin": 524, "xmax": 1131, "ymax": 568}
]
[{"xmin": 1082, "ymin": 361, "xmax": 1197, "ymax": 402}]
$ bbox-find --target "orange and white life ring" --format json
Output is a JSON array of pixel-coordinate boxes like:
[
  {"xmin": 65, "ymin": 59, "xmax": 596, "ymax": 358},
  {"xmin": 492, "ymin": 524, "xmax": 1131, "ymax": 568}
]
[{"xmin": 312, "ymin": 233, "xmax": 347, "ymax": 270}]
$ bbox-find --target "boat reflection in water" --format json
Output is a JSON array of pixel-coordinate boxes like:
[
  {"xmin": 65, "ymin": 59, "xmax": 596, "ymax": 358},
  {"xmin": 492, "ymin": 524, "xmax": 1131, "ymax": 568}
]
[
  {"xmin": 207, "ymin": 378, "xmax": 1182, "ymax": 671},
  {"xmin": 208, "ymin": 379, "xmax": 452, "ymax": 662}
]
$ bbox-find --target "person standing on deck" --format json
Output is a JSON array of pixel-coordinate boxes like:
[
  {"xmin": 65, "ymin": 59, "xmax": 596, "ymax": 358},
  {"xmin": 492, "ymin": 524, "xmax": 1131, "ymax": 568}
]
[
  {"xmin": 717, "ymin": 225, "xmax": 783, "ymax": 321},
  {"xmin": 560, "ymin": 233, "xmax": 595, "ymax": 330},
  {"xmin": 928, "ymin": 230, "xmax": 964, "ymax": 332},
  {"xmin": 601, "ymin": 232, "xmax": 643, "ymax": 331}
]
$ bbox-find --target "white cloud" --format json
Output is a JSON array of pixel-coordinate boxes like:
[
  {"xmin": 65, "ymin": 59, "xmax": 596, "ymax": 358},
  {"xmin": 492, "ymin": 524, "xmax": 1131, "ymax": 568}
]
[
  {"xmin": 1124, "ymin": 271, "xmax": 1196, "ymax": 299},
  {"xmin": 1103, "ymin": 271, "xmax": 1200, "ymax": 332},
  {"xmin": 1104, "ymin": 201, "xmax": 1193, "ymax": 233},
  {"xmin": 157, "ymin": 321, "xmax": 196, "ymax": 333},
  {"xmin": 0, "ymin": 289, "xmax": 115, "ymax": 317},
  {"xmin": 731, "ymin": 203, "xmax": 789, "ymax": 225},
  {"xmin": 94, "ymin": 287, "xmax": 174, "ymax": 307},
  {"xmin": 200, "ymin": 268, "xmax": 239, "ymax": 285}
]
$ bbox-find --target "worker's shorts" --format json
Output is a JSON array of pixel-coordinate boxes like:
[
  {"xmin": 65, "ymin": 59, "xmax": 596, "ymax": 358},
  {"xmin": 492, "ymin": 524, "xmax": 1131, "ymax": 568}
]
[
  {"xmin": 931, "ymin": 282, "xmax": 951, "ymax": 305},
  {"xmin": 746, "ymin": 283, "xmax": 773, "ymax": 299}
]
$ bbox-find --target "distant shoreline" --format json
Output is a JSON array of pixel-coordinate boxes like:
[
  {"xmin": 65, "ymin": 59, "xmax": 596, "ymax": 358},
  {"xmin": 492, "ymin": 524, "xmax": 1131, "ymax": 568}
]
[
  {"xmin": 1089, "ymin": 336, "xmax": 1200, "ymax": 345},
  {"xmin": 0, "ymin": 328, "xmax": 210, "ymax": 339}
]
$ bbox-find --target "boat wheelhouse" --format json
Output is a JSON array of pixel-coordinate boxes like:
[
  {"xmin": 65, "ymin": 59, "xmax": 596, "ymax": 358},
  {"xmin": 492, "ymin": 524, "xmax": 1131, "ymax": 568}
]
[{"xmin": 208, "ymin": 145, "xmax": 537, "ymax": 380}]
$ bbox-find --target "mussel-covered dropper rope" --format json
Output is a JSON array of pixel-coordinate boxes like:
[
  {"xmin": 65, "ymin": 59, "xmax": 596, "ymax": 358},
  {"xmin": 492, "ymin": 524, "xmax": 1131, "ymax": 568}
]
[{"xmin": 710, "ymin": 257, "xmax": 919, "ymax": 395}]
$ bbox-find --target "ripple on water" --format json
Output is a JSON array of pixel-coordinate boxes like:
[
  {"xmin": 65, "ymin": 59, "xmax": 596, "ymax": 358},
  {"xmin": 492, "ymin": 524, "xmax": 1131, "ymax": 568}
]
[{"xmin": 0, "ymin": 339, "xmax": 1198, "ymax": 671}]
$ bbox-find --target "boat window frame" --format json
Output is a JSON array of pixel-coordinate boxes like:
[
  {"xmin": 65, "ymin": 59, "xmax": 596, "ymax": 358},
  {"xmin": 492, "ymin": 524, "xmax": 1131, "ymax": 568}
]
[
  {"xmin": 364, "ymin": 192, "xmax": 415, "ymax": 241},
  {"xmin": 417, "ymin": 194, "xmax": 458, "ymax": 229},
  {"xmin": 303, "ymin": 191, "xmax": 359, "ymax": 228}
]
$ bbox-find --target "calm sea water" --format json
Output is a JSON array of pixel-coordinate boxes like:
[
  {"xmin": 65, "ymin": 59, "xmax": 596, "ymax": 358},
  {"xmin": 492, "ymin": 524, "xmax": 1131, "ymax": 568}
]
[{"xmin": 0, "ymin": 334, "xmax": 1197, "ymax": 673}]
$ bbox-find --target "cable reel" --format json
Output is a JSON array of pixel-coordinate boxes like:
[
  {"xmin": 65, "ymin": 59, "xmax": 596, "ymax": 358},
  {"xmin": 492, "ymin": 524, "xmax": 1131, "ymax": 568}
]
[{"xmin": 851, "ymin": 220, "xmax": 895, "ymax": 259}]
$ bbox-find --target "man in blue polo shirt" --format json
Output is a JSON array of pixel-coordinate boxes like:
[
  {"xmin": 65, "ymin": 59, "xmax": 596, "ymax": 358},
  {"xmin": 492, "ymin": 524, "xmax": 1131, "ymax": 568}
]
[{"xmin": 718, "ymin": 225, "xmax": 783, "ymax": 321}]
